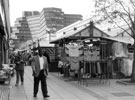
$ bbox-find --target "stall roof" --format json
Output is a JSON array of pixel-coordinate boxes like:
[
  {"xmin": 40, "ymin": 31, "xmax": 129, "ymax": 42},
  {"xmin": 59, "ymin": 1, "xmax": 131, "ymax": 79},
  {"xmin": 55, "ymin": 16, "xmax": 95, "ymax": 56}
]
[
  {"xmin": 102, "ymin": 36, "xmax": 134, "ymax": 44},
  {"xmin": 50, "ymin": 18, "xmax": 109, "ymax": 44},
  {"xmin": 39, "ymin": 40, "xmax": 54, "ymax": 47},
  {"xmin": 50, "ymin": 19, "xmax": 90, "ymax": 43}
]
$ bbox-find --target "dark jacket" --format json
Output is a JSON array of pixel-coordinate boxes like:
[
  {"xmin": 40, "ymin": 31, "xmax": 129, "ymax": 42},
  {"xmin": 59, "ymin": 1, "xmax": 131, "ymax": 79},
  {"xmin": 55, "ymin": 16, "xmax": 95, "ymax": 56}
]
[
  {"xmin": 14, "ymin": 54, "xmax": 24, "ymax": 70},
  {"xmin": 43, "ymin": 52, "xmax": 50, "ymax": 64}
]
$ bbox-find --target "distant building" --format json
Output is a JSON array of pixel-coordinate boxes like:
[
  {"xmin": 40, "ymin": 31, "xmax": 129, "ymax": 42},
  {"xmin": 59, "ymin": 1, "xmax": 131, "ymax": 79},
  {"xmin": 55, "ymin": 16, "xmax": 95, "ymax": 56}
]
[
  {"xmin": 43, "ymin": 7, "xmax": 65, "ymax": 31},
  {"xmin": 12, "ymin": 7, "xmax": 83, "ymax": 48},
  {"xmin": 27, "ymin": 15, "xmax": 41, "ymax": 41},
  {"xmin": 0, "ymin": 0, "xmax": 10, "ymax": 66},
  {"xmin": 11, "ymin": 17, "xmax": 32, "ymax": 49},
  {"xmin": 22, "ymin": 11, "xmax": 40, "ymax": 17},
  {"xmin": 64, "ymin": 14, "xmax": 83, "ymax": 27},
  {"xmin": 12, "ymin": 17, "xmax": 32, "ymax": 41}
]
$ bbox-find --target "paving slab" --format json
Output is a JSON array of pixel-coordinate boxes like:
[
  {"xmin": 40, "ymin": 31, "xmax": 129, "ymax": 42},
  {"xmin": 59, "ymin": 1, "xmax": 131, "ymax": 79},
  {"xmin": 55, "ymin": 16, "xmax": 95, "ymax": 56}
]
[{"xmin": 6, "ymin": 66, "xmax": 135, "ymax": 100}]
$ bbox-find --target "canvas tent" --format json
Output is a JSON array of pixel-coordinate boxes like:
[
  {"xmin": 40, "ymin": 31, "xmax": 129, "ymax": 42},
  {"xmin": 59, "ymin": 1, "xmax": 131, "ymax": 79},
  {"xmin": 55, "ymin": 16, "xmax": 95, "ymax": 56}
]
[
  {"xmin": 50, "ymin": 18, "xmax": 110, "ymax": 44},
  {"xmin": 39, "ymin": 40, "xmax": 54, "ymax": 47},
  {"xmin": 102, "ymin": 36, "xmax": 134, "ymax": 45}
]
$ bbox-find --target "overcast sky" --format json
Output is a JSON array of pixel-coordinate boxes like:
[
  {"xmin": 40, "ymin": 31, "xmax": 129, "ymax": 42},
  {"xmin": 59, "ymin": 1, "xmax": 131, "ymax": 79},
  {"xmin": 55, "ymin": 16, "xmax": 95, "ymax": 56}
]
[{"xmin": 9, "ymin": 0, "xmax": 95, "ymax": 26}]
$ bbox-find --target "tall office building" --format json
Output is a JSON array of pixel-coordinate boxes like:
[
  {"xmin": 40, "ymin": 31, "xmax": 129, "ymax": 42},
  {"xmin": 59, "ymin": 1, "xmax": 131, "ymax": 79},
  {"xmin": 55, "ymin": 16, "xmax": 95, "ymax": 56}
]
[
  {"xmin": 11, "ymin": 17, "xmax": 32, "ymax": 49},
  {"xmin": 12, "ymin": 7, "xmax": 83, "ymax": 48},
  {"xmin": 12, "ymin": 11, "xmax": 40, "ymax": 48},
  {"xmin": 43, "ymin": 7, "xmax": 65, "ymax": 31},
  {"xmin": 13, "ymin": 17, "xmax": 31, "ymax": 41},
  {"xmin": 27, "ymin": 15, "xmax": 41, "ymax": 41},
  {"xmin": 27, "ymin": 7, "xmax": 83, "ymax": 41},
  {"xmin": 22, "ymin": 11, "xmax": 40, "ymax": 17},
  {"xmin": 64, "ymin": 14, "xmax": 83, "ymax": 27},
  {"xmin": 43, "ymin": 7, "xmax": 83, "ymax": 31}
]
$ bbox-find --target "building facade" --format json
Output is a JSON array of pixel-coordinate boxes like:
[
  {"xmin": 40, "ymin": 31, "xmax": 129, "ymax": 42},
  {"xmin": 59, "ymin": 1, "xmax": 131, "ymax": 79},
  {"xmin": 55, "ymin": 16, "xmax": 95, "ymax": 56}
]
[
  {"xmin": 27, "ymin": 15, "xmax": 41, "ymax": 41},
  {"xmin": 43, "ymin": 7, "xmax": 65, "ymax": 32},
  {"xmin": 12, "ymin": 17, "xmax": 32, "ymax": 49},
  {"xmin": 12, "ymin": 7, "xmax": 83, "ymax": 49},
  {"xmin": 0, "ymin": 0, "xmax": 10, "ymax": 67},
  {"xmin": 64, "ymin": 14, "xmax": 83, "ymax": 27},
  {"xmin": 22, "ymin": 11, "xmax": 40, "ymax": 17}
]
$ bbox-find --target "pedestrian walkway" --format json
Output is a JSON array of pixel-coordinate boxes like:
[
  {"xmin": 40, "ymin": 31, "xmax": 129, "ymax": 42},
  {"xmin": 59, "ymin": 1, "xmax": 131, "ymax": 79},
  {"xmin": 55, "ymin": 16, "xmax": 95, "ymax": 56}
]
[{"xmin": 7, "ymin": 66, "xmax": 135, "ymax": 100}]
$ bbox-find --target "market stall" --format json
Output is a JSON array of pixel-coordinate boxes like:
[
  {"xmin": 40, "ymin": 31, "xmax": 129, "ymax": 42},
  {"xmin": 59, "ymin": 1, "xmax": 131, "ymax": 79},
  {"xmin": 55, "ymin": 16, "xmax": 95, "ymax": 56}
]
[
  {"xmin": 50, "ymin": 19, "xmax": 112, "ymax": 84},
  {"xmin": 102, "ymin": 36, "xmax": 134, "ymax": 78},
  {"xmin": 77, "ymin": 37, "xmax": 113, "ymax": 85}
]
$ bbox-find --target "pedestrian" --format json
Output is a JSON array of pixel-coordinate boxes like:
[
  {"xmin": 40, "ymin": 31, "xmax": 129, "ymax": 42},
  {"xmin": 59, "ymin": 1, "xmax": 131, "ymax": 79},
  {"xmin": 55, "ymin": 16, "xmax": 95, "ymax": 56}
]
[
  {"xmin": 14, "ymin": 51, "xmax": 25, "ymax": 86},
  {"xmin": 43, "ymin": 50, "xmax": 50, "ymax": 75},
  {"xmin": 31, "ymin": 49, "xmax": 50, "ymax": 98},
  {"xmin": 22, "ymin": 52, "xmax": 27, "ymax": 66},
  {"xmin": 43, "ymin": 51, "xmax": 50, "ymax": 64},
  {"xmin": 9, "ymin": 53, "xmax": 15, "ymax": 64},
  {"xmin": 57, "ymin": 55, "xmax": 64, "ymax": 74}
]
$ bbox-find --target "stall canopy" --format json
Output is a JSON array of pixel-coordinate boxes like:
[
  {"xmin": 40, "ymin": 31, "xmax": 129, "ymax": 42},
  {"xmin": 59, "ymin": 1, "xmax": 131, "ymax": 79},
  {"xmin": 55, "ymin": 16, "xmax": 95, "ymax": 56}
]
[
  {"xmin": 50, "ymin": 18, "xmax": 110, "ymax": 44},
  {"xmin": 102, "ymin": 36, "xmax": 134, "ymax": 45},
  {"xmin": 39, "ymin": 40, "xmax": 54, "ymax": 47}
]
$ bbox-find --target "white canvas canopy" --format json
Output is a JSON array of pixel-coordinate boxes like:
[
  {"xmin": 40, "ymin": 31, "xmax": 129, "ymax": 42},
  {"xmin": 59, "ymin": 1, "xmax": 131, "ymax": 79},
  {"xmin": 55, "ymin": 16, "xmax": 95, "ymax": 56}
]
[
  {"xmin": 50, "ymin": 18, "xmax": 109, "ymax": 43},
  {"xmin": 39, "ymin": 40, "xmax": 54, "ymax": 47},
  {"xmin": 103, "ymin": 36, "xmax": 134, "ymax": 45}
]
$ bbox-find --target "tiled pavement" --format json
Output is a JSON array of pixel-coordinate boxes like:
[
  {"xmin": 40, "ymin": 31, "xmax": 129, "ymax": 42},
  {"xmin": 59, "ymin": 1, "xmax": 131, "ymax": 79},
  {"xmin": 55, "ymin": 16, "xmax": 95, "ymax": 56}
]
[{"xmin": 1, "ymin": 66, "xmax": 135, "ymax": 100}]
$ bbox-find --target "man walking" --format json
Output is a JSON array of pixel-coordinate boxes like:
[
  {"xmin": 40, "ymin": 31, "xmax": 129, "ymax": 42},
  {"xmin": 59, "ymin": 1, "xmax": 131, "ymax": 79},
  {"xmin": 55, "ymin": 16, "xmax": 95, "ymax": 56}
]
[
  {"xmin": 31, "ymin": 49, "xmax": 50, "ymax": 98},
  {"xmin": 14, "ymin": 51, "xmax": 24, "ymax": 86},
  {"xmin": 43, "ymin": 51, "xmax": 50, "ymax": 75}
]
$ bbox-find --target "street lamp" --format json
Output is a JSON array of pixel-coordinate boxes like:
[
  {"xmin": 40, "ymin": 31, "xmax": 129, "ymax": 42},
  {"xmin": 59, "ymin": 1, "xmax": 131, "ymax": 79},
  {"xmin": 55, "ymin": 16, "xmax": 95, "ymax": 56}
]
[{"xmin": 46, "ymin": 26, "xmax": 56, "ymax": 42}]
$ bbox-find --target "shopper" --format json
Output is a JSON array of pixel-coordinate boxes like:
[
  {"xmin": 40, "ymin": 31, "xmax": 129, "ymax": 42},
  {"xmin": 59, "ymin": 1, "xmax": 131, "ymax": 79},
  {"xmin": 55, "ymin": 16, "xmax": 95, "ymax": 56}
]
[
  {"xmin": 31, "ymin": 49, "xmax": 50, "ymax": 98},
  {"xmin": 43, "ymin": 51, "xmax": 50, "ymax": 64},
  {"xmin": 9, "ymin": 53, "xmax": 15, "ymax": 64},
  {"xmin": 14, "ymin": 51, "xmax": 25, "ymax": 86},
  {"xmin": 43, "ymin": 51, "xmax": 50, "ymax": 75}
]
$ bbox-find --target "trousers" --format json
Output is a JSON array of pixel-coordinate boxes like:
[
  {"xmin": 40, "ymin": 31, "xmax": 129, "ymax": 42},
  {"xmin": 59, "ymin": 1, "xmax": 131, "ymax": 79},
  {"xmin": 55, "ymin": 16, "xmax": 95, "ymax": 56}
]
[
  {"xmin": 16, "ymin": 70, "xmax": 24, "ymax": 84},
  {"xmin": 33, "ymin": 70, "xmax": 48, "ymax": 97}
]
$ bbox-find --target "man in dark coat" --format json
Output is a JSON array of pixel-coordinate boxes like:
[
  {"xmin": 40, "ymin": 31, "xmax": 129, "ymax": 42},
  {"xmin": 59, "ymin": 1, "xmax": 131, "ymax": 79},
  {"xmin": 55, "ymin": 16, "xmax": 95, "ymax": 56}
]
[
  {"xmin": 43, "ymin": 51, "xmax": 50, "ymax": 75},
  {"xmin": 14, "ymin": 51, "xmax": 24, "ymax": 86},
  {"xmin": 43, "ymin": 51, "xmax": 50, "ymax": 64}
]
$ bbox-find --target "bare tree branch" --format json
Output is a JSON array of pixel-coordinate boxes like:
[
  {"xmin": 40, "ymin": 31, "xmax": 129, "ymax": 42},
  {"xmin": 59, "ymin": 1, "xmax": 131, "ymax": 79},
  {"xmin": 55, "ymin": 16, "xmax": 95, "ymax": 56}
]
[
  {"xmin": 127, "ymin": 7, "xmax": 135, "ymax": 36},
  {"xmin": 118, "ymin": 13, "xmax": 134, "ymax": 36},
  {"xmin": 103, "ymin": 0, "xmax": 133, "ymax": 37},
  {"xmin": 117, "ymin": 0, "xmax": 135, "ymax": 36},
  {"xmin": 116, "ymin": 0, "xmax": 135, "ymax": 30},
  {"xmin": 130, "ymin": 0, "xmax": 135, "ymax": 9},
  {"xmin": 127, "ymin": 6, "xmax": 134, "ymax": 25}
]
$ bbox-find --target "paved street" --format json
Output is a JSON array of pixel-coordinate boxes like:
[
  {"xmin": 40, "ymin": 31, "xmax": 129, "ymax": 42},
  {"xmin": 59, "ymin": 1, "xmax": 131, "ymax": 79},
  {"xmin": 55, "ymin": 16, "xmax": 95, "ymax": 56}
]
[{"xmin": 0, "ymin": 66, "xmax": 135, "ymax": 100}]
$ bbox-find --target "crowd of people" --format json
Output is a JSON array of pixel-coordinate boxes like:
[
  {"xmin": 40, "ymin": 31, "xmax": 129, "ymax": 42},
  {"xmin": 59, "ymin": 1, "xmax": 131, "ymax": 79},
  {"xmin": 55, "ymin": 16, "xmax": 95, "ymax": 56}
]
[{"xmin": 9, "ymin": 49, "xmax": 50, "ymax": 98}]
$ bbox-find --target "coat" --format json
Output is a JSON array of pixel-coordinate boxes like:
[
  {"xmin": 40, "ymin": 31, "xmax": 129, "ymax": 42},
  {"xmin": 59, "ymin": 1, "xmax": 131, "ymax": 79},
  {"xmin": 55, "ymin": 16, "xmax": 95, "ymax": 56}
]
[
  {"xmin": 31, "ymin": 55, "xmax": 48, "ymax": 77},
  {"xmin": 14, "ymin": 54, "xmax": 24, "ymax": 70}
]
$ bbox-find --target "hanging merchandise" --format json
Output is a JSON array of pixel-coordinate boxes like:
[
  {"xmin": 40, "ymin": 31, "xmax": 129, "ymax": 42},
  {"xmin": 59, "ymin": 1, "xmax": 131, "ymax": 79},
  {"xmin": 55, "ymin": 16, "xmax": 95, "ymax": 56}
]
[
  {"xmin": 67, "ymin": 56, "xmax": 83, "ymax": 73},
  {"xmin": 57, "ymin": 61, "xmax": 63, "ymax": 68},
  {"xmin": 112, "ymin": 42, "xmax": 128, "ymax": 57},
  {"xmin": 121, "ymin": 58, "xmax": 133, "ymax": 76},
  {"xmin": 84, "ymin": 49, "xmax": 93, "ymax": 61},
  {"xmin": 83, "ymin": 44, "xmax": 100, "ymax": 61},
  {"xmin": 65, "ymin": 44, "xmax": 83, "ymax": 57},
  {"xmin": 61, "ymin": 47, "xmax": 67, "ymax": 62}
]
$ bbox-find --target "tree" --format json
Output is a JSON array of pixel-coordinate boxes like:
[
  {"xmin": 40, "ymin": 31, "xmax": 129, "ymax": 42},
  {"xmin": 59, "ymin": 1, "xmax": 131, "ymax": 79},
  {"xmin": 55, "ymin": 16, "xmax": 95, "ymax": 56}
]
[{"xmin": 93, "ymin": 0, "xmax": 135, "ymax": 82}]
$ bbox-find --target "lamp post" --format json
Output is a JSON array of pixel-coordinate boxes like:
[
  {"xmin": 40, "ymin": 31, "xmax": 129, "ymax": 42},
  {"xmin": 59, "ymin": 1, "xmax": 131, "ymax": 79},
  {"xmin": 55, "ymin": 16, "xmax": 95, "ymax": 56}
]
[{"xmin": 46, "ymin": 26, "xmax": 56, "ymax": 42}]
